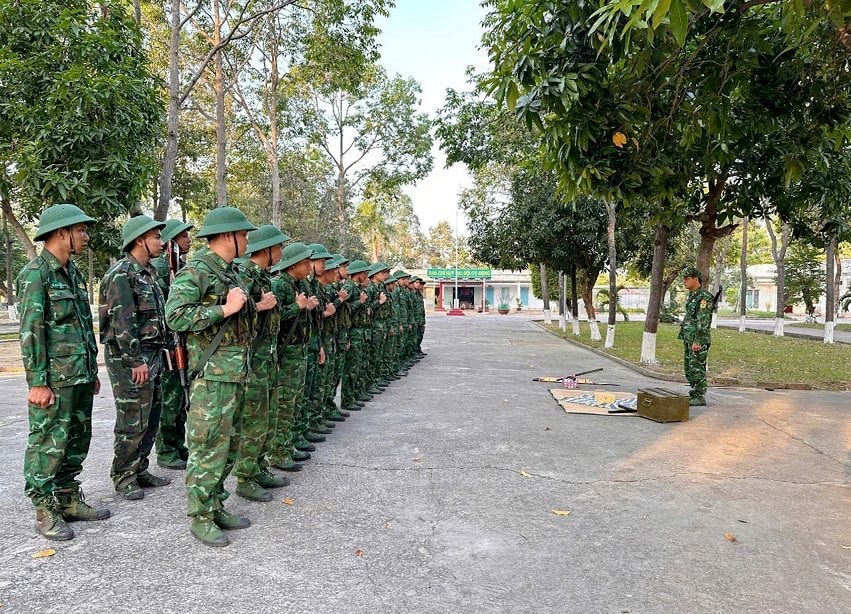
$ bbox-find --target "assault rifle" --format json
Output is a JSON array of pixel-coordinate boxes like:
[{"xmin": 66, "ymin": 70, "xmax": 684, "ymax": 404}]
[{"xmin": 164, "ymin": 240, "xmax": 190, "ymax": 405}]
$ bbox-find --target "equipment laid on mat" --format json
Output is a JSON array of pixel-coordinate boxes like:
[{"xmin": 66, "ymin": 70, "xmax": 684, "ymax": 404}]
[
  {"xmin": 636, "ymin": 388, "xmax": 690, "ymax": 423},
  {"xmin": 549, "ymin": 388, "xmax": 638, "ymax": 416}
]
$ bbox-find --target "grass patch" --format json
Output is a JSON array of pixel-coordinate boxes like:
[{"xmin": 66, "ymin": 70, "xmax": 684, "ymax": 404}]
[
  {"xmin": 544, "ymin": 321, "xmax": 851, "ymax": 391},
  {"xmin": 787, "ymin": 322, "xmax": 851, "ymax": 333}
]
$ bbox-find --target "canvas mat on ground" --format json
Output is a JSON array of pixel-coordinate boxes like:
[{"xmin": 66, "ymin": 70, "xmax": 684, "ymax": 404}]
[{"xmin": 550, "ymin": 389, "xmax": 637, "ymax": 416}]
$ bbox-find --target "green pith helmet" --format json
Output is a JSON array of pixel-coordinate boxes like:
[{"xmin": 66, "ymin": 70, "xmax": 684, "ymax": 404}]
[
  {"xmin": 393, "ymin": 270, "xmax": 410, "ymax": 279},
  {"xmin": 307, "ymin": 243, "xmax": 332, "ymax": 260},
  {"xmin": 682, "ymin": 265, "xmax": 702, "ymax": 281},
  {"xmin": 272, "ymin": 242, "xmax": 313, "ymax": 272},
  {"xmin": 367, "ymin": 262, "xmax": 390, "ymax": 277},
  {"xmin": 33, "ymin": 204, "xmax": 97, "ymax": 241},
  {"xmin": 333, "ymin": 254, "xmax": 350, "ymax": 267},
  {"xmin": 195, "ymin": 206, "xmax": 256, "ymax": 238},
  {"xmin": 325, "ymin": 256, "xmax": 341, "ymax": 270},
  {"xmin": 348, "ymin": 260, "xmax": 370, "ymax": 275},
  {"xmin": 244, "ymin": 225, "xmax": 290, "ymax": 256},
  {"xmin": 161, "ymin": 219, "xmax": 194, "ymax": 243},
  {"xmin": 121, "ymin": 215, "xmax": 166, "ymax": 252}
]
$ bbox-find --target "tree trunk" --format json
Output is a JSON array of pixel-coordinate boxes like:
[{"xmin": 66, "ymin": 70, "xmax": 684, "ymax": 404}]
[
  {"xmin": 696, "ymin": 172, "xmax": 736, "ymax": 286},
  {"xmin": 833, "ymin": 250, "xmax": 842, "ymax": 316},
  {"xmin": 738, "ymin": 216, "xmax": 748, "ymax": 332},
  {"xmin": 765, "ymin": 217, "xmax": 790, "ymax": 337},
  {"xmin": 558, "ymin": 271, "xmax": 566, "ymax": 331},
  {"xmin": 540, "ymin": 262, "xmax": 551, "ymax": 324},
  {"xmin": 88, "ymin": 249, "xmax": 94, "ymax": 302},
  {"xmin": 133, "ymin": 0, "xmax": 141, "ymax": 25},
  {"xmin": 570, "ymin": 264, "xmax": 580, "ymax": 335},
  {"xmin": 267, "ymin": 15, "xmax": 282, "ymax": 227},
  {"xmin": 213, "ymin": 0, "xmax": 228, "ymax": 205},
  {"xmin": 710, "ymin": 236, "xmax": 731, "ymax": 329},
  {"xmin": 641, "ymin": 222, "xmax": 669, "ymax": 364},
  {"xmin": 604, "ymin": 201, "xmax": 617, "ymax": 348},
  {"xmin": 824, "ymin": 237, "xmax": 836, "ymax": 344},
  {"xmin": 4, "ymin": 209, "xmax": 14, "ymax": 305},
  {"xmin": 156, "ymin": 0, "xmax": 181, "ymax": 221},
  {"xmin": 1, "ymin": 195, "xmax": 36, "ymax": 259},
  {"xmin": 581, "ymin": 271, "xmax": 601, "ymax": 340}
]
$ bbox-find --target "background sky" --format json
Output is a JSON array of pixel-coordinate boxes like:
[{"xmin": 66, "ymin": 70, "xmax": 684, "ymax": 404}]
[{"xmin": 376, "ymin": 0, "xmax": 489, "ymax": 235}]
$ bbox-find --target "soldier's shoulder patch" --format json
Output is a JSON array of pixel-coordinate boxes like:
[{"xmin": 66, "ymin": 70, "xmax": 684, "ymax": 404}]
[{"xmin": 700, "ymin": 299, "xmax": 708, "ymax": 308}]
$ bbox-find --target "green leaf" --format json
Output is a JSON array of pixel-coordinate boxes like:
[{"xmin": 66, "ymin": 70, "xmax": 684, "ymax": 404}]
[
  {"xmin": 669, "ymin": 0, "xmax": 688, "ymax": 46},
  {"xmin": 700, "ymin": 0, "xmax": 725, "ymax": 13},
  {"xmin": 652, "ymin": 0, "xmax": 672, "ymax": 29}
]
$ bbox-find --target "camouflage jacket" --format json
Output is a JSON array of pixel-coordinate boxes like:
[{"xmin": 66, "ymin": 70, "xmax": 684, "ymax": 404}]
[
  {"xmin": 300, "ymin": 276, "xmax": 326, "ymax": 352},
  {"xmin": 271, "ymin": 270, "xmax": 308, "ymax": 348},
  {"xmin": 99, "ymin": 254, "xmax": 167, "ymax": 368},
  {"xmin": 679, "ymin": 288, "xmax": 714, "ymax": 346},
  {"xmin": 151, "ymin": 250, "xmax": 186, "ymax": 300},
  {"xmin": 321, "ymin": 281, "xmax": 339, "ymax": 349},
  {"xmin": 391, "ymin": 287, "xmax": 407, "ymax": 330},
  {"xmin": 414, "ymin": 290, "xmax": 425, "ymax": 324},
  {"xmin": 238, "ymin": 260, "xmax": 279, "ymax": 361},
  {"xmin": 16, "ymin": 249, "xmax": 98, "ymax": 388},
  {"xmin": 165, "ymin": 247, "xmax": 256, "ymax": 383},
  {"xmin": 350, "ymin": 281, "xmax": 372, "ymax": 329},
  {"xmin": 368, "ymin": 281, "xmax": 392, "ymax": 326}
]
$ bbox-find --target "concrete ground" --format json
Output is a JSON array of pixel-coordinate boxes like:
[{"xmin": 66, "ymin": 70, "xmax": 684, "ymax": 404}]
[{"xmin": 0, "ymin": 314, "xmax": 848, "ymax": 613}]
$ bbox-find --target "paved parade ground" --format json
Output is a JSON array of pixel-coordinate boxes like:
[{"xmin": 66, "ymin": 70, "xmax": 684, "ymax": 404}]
[{"xmin": 0, "ymin": 314, "xmax": 849, "ymax": 613}]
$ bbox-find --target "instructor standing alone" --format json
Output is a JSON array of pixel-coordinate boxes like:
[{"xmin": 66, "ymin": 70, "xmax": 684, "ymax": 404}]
[{"xmin": 679, "ymin": 265, "xmax": 714, "ymax": 407}]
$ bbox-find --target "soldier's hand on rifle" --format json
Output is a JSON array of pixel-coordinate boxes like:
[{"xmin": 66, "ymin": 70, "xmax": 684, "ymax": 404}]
[
  {"xmin": 323, "ymin": 303, "xmax": 336, "ymax": 317},
  {"xmin": 307, "ymin": 295, "xmax": 320, "ymax": 310},
  {"xmin": 130, "ymin": 363, "xmax": 150, "ymax": 386},
  {"xmin": 359, "ymin": 291, "xmax": 367, "ymax": 304},
  {"xmin": 691, "ymin": 343, "xmax": 702, "ymax": 352},
  {"xmin": 256, "ymin": 291, "xmax": 277, "ymax": 312},
  {"xmin": 28, "ymin": 385, "xmax": 55, "ymax": 409},
  {"xmin": 319, "ymin": 346, "xmax": 326, "ymax": 365},
  {"xmin": 337, "ymin": 289, "xmax": 349, "ymax": 301},
  {"xmin": 379, "ymin": 292, "xmax": 387, "ymax": 305},
  {"xmin": 295, "ymin": 292, "xmax": 309, "ymax": 309},
  {"xmin": 223, "ymin": 287, "xmax": 247, "ymax": 316}
]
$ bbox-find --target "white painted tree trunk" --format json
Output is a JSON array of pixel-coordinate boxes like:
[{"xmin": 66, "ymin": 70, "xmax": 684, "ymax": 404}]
[
  {"xmin": 824, "ymin": 321, "xmax": 835, "ymax": 344},
  {"xmin": 571, "ymin": 316, "xmax": 580, "ymax": 336},
  {"xmin": 604, "ymin": 324, "xmax": 615, "ymax": 348},
  {"xmin": 559, "ymin": 312, "xmax": 567, "ymax": 331},
  {"xmin": 543, "ymin": 309, "xmax": 552, "ymax": 325},
  {"xmin": 738, "ymin": 315, "xmax": 746, "ymax": 333},
  {"xmin": 589, "ymin": 319, "xmax": 601, "ymax": 341},
  {"xmin": 773, "ymin": 317, "xmax": 784, "ymax": 337},
  {"xmin": 640, "ymin": 331, "xmax": 658, "ymax": 364},
  {"xmin": 710, "ymin": 312, "xmax": 718, "ymax": 329}
]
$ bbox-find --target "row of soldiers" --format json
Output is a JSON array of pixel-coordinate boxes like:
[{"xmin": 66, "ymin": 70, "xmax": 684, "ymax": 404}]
[{"xmin": 17, "ymin": 204, "xmax": 427, "ymax": 547}]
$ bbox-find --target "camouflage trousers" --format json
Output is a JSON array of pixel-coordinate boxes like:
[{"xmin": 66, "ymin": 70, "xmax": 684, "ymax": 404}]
[
  {"xmin": 683, "ymin": 341, "xmax": 710, "ymax": 399},
  {"xmin": 311, "ymin": 338, "xmax": 335, "ymax": 424},
  {"xmin": 24, "ymin": 381, "xmax": 95, "ymax": 509},
  {"xmin": 322, "ymin": 343, "xmax": 344, "ymax": 416},
  {"xmin": 185, "ymin": 378, "xmax": 244, "ymax": 518},
  {"xmin": 298, "ymin": 346, "xmax": 320, "ymax": 436},
  {"xmin": 369, "ymin": 327, "xmax": 386, "ymax": 386},
  {"xmin": 416, "ymin": 323, "xmax": 425, "ymax": 351},
  {"xmin": 155, "ymin": 368, "xmax": 188, "ymax": 463},
  {"xmin": 342, "ymin": 335, "xmax": 365, "ymax": 408},
  {"xmin": 382, "ymin": 330, "xmax": 399, "ymax": 378},
  {"xmin": 234, "ymin": 353, "xmax": 275, "ymax": 481},
  {"xmin": 266, "ymin": 343, "xmax": 307, "ymax": 464},
  {"xmin": 105, "ymin": 347, "xmax": 163, "ymax": 490}
]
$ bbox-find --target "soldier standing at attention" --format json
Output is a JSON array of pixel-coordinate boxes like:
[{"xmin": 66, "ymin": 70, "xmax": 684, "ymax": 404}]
[
  {"xmin": 233, "ymin": 225, "xmax": 288, "ymax": 503},
  {"xmin": 337, "ymin": 258, "xmax": 368, "ymax": 412},
  {"xmin": 17, "ymin": 204, "xmax": 110, "ymax": 541},
  {"xmin": 100, "ymin": 215, "xmax": 172, "ymax": 501},
  {"xmin": 268, "ymin": 242, "xmax": 318, "ymax": 471},
  {"xmin": 152, "ymin": 219, "xmax": 194, "ymax": 470},
  {"xmin": 165, "ymin": 206, "xmax": 262, "ymax": 548},
  {"xmin": 679, "ymin": 265, "xmax": 714, "ymax": 407}
]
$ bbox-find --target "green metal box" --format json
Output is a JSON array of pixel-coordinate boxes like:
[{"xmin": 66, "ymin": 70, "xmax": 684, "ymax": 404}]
[{"xmin": 637, "ymin": 387, "xmax": 690, "ymax": 423}]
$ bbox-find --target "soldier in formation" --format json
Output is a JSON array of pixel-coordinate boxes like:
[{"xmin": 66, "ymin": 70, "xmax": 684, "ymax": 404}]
[
  {"xmin": 18, "ymin": 204, "xmax": 428, "ymax": 546},
  {"xmin": 679, "ymin": 265, "xmax": 714, "ymax": 407}
]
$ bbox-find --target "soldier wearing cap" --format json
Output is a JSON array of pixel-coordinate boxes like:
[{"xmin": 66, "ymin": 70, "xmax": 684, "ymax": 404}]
[
  {"xmin": 152, "ymin": 218, "xmax": 194, "ymax": 470},
  {"xmin": 231, "ymin": 225, "xmax": 289, "ymax": 502},
  {"xmin": 365, "ymin": 263, "xmax": 392, "ymax": 394},
  {"xmin": 16, "ymin": 204, "xmax": 109, "ymax": 541},
  {"xmin": 100, "ymin": 215, "xmax": 172, "ymax": 501},
  {"xmin": 678, "ymin": 265, "xmax": 714, "ymax": 407},
  {"xmin": 164, "ymin": 206, "xmax": 261, "ymax": 547},
  {"xmin": 268, "ymin": 242, "xmax": 319, "ymax": 471},
  {"xmin": 410, "ymin": 277, "xmax": 427, "ymax": 358},
  {"xmin": 316, "ymin": 255, "xmax": 351, "ymax": 426},
  {"xmin": 345, "ymin": 260, "xmax": 373, "ymax": 406},
  {"xmin": 336, "ymin": 258, "xmax": 368, "ymax": 411}
]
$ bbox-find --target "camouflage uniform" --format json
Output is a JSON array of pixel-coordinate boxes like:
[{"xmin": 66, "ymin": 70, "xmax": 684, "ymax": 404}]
[
  {"xmin": 268, "ymin": 270, "xmax": 309, "ymax": 465},
  {"xmin": 165, "ymin": 247, "xmax": 255, "ymax": 519},
  {"xmin": 233, "ymin": 260, "xmax": 279, "ymax": 486},
  {"xmin": 17, "ymin": 249, "xmax": 99, "ymax": 511},
  {"xmin": 99, "ymin": 254, "xmax": 167, "ymax": 492},
  {"xmin": 366, "ymin": 277, "xmax": 391, "ymax": 391},
  {"xmin": 300, "ymin": 275, "xmax": 327, "ymax": 435},
  {"xmin": 679, "ymin": 286, "xmax": 714, "ymax": 402},
  {"xmin": 151, "ymin": 252, "xmax": 190, "ymax": 465},
  {"xmin": 339, "ymin": 277, "xmax": 364, "ymax": 409}
]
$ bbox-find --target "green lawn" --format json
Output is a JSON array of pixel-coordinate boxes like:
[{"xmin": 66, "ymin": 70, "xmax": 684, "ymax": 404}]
[
  {"xmin": 544, "ymin": 321, "xmax": 851, "ymax": 391},
  {"xmin": 787, "ymin": 322, "xmax": 851, "ymax": 333}
]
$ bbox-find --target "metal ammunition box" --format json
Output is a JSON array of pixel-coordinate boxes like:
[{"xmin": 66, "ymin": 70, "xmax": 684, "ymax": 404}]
[{"xmin": 637, "ymin": 388, "xmax": 690, "ymax": 423}]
